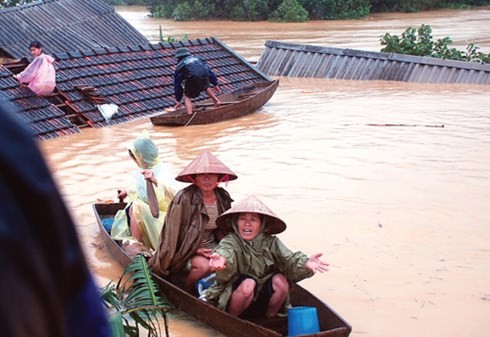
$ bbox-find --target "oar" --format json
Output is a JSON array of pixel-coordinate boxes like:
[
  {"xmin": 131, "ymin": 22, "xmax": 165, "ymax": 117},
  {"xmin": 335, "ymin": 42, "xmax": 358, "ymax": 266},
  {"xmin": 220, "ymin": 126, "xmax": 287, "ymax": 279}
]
[
  {"xmin": 366, "ymin": 123, "xmax": 445, "ymax": 128},
  {"xmin": 143, "ymin": 162, "xmax": 159, "ymax": 218},
  {"xmin": 195, "ymin": 101, "xmax": 240, "ymax": 107}
]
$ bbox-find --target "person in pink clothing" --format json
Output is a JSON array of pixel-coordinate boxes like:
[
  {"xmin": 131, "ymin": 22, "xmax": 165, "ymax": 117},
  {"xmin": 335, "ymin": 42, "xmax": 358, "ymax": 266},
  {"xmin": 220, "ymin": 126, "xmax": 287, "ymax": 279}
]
[{"xmin": 14, "ymin": 41, "xmax": 56, "ymax": 96}]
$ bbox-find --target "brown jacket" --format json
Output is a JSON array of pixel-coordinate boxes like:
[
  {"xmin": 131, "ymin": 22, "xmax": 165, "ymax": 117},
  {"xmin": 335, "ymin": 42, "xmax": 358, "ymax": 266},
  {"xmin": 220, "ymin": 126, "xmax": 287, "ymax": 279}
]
[{"xmin": 149, "ymin": 184, "xmax": 233, "ymax": 277}]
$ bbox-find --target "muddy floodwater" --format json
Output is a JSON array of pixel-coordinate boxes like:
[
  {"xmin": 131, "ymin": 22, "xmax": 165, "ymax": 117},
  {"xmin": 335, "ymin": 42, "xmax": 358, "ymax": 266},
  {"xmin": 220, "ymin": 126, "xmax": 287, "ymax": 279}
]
[{"xmin": 39, "ymin": 6, "xmax": 490, "ymax": 337}]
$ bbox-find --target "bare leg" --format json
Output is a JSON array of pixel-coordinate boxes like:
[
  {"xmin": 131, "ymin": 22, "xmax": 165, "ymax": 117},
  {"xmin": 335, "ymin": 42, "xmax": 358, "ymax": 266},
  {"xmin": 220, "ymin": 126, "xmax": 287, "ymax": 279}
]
[
  {"xmin": 128, "ymin": 206, "xmax": 143, "ymax": 242},
  {"xmin": 206, "ymin": 87, "xmax": 221, "ymax": 107},
  {"xmin": 185, "ymin": 255, "xmax": 212, "ymax": 294},
  {"xmin": 184, "ymin": 96, "xmax": 193, "ymax": 114},
  {"xmin": 265, "ymin": 274, "xmax": 289, "ymax": 317},
  {"xmin": 228, "ymin": 278, "xmax": 256, "ymax": 317}
]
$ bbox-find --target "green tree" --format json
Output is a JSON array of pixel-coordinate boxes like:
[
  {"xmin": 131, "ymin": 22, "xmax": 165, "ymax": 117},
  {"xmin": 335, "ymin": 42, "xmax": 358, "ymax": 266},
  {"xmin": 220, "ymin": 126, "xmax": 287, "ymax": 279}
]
[
  {"xmin": 380, "ymin": 24, "xmax": 490, "ymax": 63},
  {"xmin": 0, "ymin": 0, "xmax": 33, "ymax": 8},
  {"xmin": 269, "ymin": 0, "xmax": 308, "ymax": 22}
]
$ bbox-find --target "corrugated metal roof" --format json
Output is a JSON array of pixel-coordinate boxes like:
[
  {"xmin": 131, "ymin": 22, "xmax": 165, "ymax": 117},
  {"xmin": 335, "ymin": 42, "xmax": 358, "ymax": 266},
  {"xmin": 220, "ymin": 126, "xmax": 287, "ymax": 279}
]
[
  {"xmin": 257, "ymin": 41, "xmax": 490, "ymax": 85},
  {"xmin": 1, "ymin": 37, "xmax": 271, "ymax": 139},
  {"xmin": 0, "ymin": 0, "xmax": 149, "ymax": 59}
]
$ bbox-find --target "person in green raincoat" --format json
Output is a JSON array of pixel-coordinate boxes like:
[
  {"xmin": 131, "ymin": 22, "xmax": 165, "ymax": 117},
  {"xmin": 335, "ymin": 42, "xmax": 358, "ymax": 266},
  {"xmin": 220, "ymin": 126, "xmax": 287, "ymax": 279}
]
[
  {"xmin": 206, "ymin": 195, "xmax": 329, "ymax": 318},
  {"xmin": 111, "ymin": 132, "xmax": 175, "ymax": 253}
]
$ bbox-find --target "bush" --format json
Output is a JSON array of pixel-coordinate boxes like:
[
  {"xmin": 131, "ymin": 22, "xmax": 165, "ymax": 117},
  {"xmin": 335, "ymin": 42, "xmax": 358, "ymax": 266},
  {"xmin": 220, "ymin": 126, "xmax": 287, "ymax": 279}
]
[
  {"xmin": 380, "ymin": 24, "xmax": 490, "ymax": 63},
  {"xmin": 172, "ymin": 0, "xmax": 214, "ymax": 20},
  {"xmin": 269, "ymin": 0, "xmax": 308, "ymax": 22}
]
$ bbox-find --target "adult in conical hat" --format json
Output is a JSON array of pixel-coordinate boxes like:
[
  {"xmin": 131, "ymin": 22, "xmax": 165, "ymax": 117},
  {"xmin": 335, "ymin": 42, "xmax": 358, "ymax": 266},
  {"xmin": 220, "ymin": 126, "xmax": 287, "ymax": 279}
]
[
  {"xmin": 149, "ymin": 151, "xmax": 235, "ymax": 294},
  {"xmin": 206, "ymin": 195, "xmax": 329, "ymax": 318},
  {"xmin": 175, "ymin": 151, "xmax": 237, "ymax": 183},
  {"xmin": 216, "ymin": 195, "xmax": 286, "ymax": 235}
]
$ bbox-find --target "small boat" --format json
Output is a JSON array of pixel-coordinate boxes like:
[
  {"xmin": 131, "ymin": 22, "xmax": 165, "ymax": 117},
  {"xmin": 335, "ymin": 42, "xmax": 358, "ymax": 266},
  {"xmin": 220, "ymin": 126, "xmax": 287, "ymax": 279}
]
[
  {"xmin": 93, "ymin": 202, "xmax": 352, "ymax": 337},
  {"xmin": 150, "ymin": 80, "xmax": 279, "ymax": 126}
]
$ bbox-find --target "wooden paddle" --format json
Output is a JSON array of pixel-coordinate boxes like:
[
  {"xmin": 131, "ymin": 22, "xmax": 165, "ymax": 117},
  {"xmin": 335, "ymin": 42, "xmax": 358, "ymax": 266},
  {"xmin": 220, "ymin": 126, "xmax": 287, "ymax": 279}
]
[
  {"xmin": 140, "ymin": 157, "xmax": 159, "ymax": 218},
  {"xmin": 195, "ymin": 101, "xmax": 240, "ymax": 107}
]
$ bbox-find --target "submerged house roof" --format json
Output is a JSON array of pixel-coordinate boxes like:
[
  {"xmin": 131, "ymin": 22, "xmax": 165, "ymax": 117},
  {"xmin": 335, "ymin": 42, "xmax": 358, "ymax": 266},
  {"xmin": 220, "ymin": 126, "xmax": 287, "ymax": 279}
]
[
  {"xmin": 1, "ymin": 37, "xmax": 271, "ymax": 139},
  {"xmin": 0, "ymin": 0, "xmax": 149, "ymax": 60},
  {"xmin": 257, "ymin": 40, "xmax": 490, "ymax": 85},
  {"xmin": 0, "ymin": 63, "xmax": 80, "ymax": 139}
]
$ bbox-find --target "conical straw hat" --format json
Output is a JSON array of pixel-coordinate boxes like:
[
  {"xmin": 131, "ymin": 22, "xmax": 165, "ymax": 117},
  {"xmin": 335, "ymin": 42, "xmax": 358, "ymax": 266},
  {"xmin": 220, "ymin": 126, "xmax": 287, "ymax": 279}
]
[
  {"xmin": 176, "ymin": 151, "xmax": 238, "ymax": 183},
  {"xmin": 216, "ymin": 195, "xmax": 286, "ymax": 235}
]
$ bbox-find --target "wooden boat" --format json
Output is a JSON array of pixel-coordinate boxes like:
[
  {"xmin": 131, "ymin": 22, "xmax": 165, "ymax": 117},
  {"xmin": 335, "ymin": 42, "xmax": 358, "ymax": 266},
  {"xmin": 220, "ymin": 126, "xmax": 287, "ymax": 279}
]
[
  {"xmin": 93, "ymin": 202, "xmax": 352, "ymax": 337},
  {"xmin": 150, "ymin": 80, "xmax": 279, "ymax": 126}
]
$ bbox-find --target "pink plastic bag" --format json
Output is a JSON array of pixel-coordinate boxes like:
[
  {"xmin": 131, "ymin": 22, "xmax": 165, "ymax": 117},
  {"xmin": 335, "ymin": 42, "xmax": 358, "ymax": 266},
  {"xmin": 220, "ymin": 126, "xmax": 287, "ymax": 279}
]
[{"xmin": 16, "ymin": 54, "xmax": 56, "ymax": 96}]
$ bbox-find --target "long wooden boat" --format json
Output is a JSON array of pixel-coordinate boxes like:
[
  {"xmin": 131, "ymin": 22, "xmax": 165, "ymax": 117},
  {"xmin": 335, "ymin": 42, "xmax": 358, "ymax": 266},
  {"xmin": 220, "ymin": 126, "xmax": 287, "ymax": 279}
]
[
  {"xmin": 150, "ymin": 80, "xmax": 279, "ymax": 126},
  {"xmin": 94, "ymin": 202, "xmax": 351, "ymax": 337}
]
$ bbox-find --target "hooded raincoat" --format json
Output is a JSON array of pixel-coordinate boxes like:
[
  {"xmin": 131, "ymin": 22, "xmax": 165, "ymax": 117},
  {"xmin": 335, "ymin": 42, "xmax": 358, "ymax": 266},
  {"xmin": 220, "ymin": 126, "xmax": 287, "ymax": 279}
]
[
  {"xmin": 149, "ymin": 184, "xmax": 233, "ymax": 277},
  {"xmin": 205, "ymin": 222, "xmax": 314, "ymax": 313},
  {"xmin": 111, "ymin": 136, "xmax": 175, "ymax": 250},
  {"xmin": 16, "ymin": 54, "xmax": 56, "ymax": 96}
]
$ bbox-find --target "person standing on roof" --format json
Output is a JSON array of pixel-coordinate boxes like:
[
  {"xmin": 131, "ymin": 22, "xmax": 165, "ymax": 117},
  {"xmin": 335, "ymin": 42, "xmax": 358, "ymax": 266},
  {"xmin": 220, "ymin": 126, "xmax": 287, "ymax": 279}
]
[
  {"xmin": 13, "ymin": 41, "xmax": 56, "ymax": 97},
  {"xmin": 173, "ymin": 47, "xmax": 221, "ymax": 114}
]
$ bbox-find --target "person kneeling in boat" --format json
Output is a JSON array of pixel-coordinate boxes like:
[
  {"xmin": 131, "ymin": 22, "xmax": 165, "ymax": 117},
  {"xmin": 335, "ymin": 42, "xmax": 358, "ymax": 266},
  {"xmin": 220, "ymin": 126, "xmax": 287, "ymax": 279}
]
[
  {"xmin": 111, "ymin": 132, "xmax": 175, "ymax": 257},
  {"xmin": 206, "ymin": 195, "xmax": 329, "ymax": 318},
  {"xmin": 149, "ymin": 151, "xmax": 236, "ymax": 294},
  {"xmin": 173, "ymin": 47, "xmax": 221, "ymax": 115}
]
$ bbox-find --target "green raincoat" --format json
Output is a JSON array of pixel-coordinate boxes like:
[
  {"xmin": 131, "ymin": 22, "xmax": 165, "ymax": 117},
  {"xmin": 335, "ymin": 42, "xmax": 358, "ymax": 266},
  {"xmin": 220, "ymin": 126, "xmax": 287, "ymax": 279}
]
[{"xmin": 206, "ymin": 224, "xmax": 314, "ymax": 313}]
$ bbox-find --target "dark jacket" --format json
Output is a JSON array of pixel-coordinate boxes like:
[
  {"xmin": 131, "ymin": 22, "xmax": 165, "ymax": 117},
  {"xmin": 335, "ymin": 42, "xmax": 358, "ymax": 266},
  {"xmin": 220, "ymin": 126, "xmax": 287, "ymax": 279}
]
[
  {"xmin": 174, "ymin": 55, "xmax": 218, "ymax": 101},
  {"xmin": 149, "ymin": 184, "xmax": 233, "ymax": 277},
  {"xmin": 0, "ymin": 101, "xmax": 110, "ymax": 337}
]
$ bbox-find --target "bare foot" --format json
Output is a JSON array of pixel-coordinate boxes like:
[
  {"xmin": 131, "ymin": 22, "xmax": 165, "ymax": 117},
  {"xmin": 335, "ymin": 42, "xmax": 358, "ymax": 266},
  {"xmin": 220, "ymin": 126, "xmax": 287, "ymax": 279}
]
[{"xmin": 214, "ymin": 99, "xmax": 221, "ymax": 108}]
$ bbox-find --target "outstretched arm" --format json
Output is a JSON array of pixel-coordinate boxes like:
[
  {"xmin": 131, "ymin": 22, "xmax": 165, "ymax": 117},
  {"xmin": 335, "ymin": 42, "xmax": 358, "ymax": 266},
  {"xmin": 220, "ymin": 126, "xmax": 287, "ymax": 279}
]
[
  {"xmin": 305, "ymin": 253, "xmax": 329, "ymax": 273},
  {"xmin": 209, "ymin": 252, "xmax": 227, "ymax": 271}
]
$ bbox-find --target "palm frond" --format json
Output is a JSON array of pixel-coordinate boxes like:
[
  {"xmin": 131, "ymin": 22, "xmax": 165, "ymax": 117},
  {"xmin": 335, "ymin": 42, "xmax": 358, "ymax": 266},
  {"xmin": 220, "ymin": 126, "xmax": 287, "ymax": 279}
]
[{"xmin": 101, "ymin": 254, "xmax": 171, "ymax": 337}]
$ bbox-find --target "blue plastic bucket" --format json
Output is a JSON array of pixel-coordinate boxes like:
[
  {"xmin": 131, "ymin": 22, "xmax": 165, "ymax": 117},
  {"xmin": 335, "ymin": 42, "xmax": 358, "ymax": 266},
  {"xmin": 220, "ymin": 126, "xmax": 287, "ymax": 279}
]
[{"xmin": 287, "ymin": 306, "xmax": 320, "ymax": 336}]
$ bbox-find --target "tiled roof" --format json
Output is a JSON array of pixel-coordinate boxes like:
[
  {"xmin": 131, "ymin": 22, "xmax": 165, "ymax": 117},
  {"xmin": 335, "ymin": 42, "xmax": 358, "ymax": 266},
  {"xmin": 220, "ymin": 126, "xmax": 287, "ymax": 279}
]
[
  {"xmin": 52, "ymin": 37, "xmax": 270, "ymax": 127},
  {"xmin": 0, "ymin": 37, "xmax": 271, "ymax": 139},
  {"xmin": 0, "ymin": 0, "xmax": 149, "ymax": 60},
  {"xmin": 257, "ymin": 41, "xmax": 490, "ymax": 85},
  {"xmin": 0, "ymin": 64, "xmax": 80, "ymax": 139}
]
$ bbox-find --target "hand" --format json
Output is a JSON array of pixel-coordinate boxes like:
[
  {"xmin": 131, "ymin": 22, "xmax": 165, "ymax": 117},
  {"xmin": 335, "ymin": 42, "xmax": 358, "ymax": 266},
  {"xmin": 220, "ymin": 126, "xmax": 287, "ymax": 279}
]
[
  {"xmin": 196, "ymin": 248, "xmax": 212, "ymax": 258},
  {"xmin": 142, "ymin": 169, "xmax": 157, "ymax": 186},
  {"xmin": 117, "ymin": 190, "xmax": 128, "ymax": 201},
  {"xmin": 209, "ymin": 252, "xmax": 227, "ymax": 271},
  {"xmin": 305, "ymin": 253, "xmax": 329, "ymax": 273},
  {"xmin": 214, "ymin": 85, "xmax": 221, "ymax": 94},
  {"xmin": 175, "ymin": 102, "xmax": 182, "ymax": 109}
]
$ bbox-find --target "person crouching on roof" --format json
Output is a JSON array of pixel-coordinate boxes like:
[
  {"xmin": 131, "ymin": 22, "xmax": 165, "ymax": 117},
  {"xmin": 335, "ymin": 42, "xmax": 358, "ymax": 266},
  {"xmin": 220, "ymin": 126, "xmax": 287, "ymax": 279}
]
[
  {"xmin": 206, "ymin": 195, "xmax": 329, "ymax": 318},
  {"xmin": 13, "ymin": 41, "xmax": 56, "ymax": 97},
  {"xmin": 173, "ymin": 47, "xmax": 221, "ymax": 114}
]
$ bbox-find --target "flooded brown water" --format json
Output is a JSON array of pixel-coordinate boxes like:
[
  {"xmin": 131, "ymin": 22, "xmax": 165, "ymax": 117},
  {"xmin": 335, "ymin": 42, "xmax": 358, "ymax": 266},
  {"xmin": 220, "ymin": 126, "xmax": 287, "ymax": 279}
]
[{"xmin": 39, "ymin": 6, "xmax": 490, "ymax": 337}]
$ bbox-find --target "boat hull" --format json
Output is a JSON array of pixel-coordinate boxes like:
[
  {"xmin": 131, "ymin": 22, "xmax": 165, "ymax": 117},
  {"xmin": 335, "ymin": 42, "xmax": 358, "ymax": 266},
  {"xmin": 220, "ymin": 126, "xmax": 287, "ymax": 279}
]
[
  {"xmin": 150, "ymin": 80, "xmax": 279, "ymax": 126},
  {"xmin": 93, "ymin": 202, "xmax": 351, "ymax": 337}
]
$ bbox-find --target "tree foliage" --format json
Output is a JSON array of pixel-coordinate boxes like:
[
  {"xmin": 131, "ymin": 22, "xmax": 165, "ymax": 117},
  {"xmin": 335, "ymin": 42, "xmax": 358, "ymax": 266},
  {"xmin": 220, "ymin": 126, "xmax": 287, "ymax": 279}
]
[
  {"xmin": 0, "ymin": 0, "xmax": 32, "ymax": 8},
  {"xmin": 100, "ymin": 255, "xmax": 171, "ymax": 337},
  {"xmin": 146, "ymin": 0, "xmax": 371, "ymax": 21},
  {"xmin": 270, "ymin": 0, "xmax": 308, "ymax": 22},
  {"xmin": 380, "ymin": 24, "xmax": 490, "ymax": 63}
]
